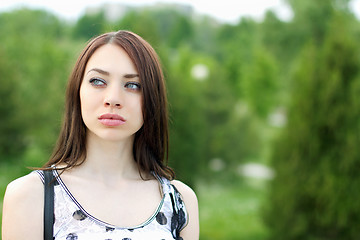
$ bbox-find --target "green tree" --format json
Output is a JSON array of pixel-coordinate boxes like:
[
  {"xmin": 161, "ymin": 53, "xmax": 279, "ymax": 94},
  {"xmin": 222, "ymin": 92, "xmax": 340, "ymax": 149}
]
[
  {"xmin": 73, "ymin": 10, "xmax": 106, "ymax": 39},
  {"xmin": 0, "ymin": 47, "xmax": 25, "ymax": 156},
  {"xmin": 241, "ymin": 47, "xmax": 279, "ymax": 118},
  {"xmin": 115, "ymin": 10, "xmax": 160, "ymax": 45},
  {"xmin": 265, "ymin": 13, "xmax": 360, "ymax": 239},
  {"xmin": 167, "ymin": 13, "xmax": 194, "ymax": 48},
  {"xmin": 0, "ymin": 9, "xmax": 73, "ymax": 165},
  {"xmin": 260, "ymin": 11, "xmax": 292, "ymax": 67},
  {"xmin": 140, "ymin": 7, "xmax": 195, "ymax": 48},
  {"xmin": 166, "ymin": 46, "xmax": 208, "ymax": 185},
  {"xmin": 287, "ymin": 0, "xmax": 337, "ymax": 43}
]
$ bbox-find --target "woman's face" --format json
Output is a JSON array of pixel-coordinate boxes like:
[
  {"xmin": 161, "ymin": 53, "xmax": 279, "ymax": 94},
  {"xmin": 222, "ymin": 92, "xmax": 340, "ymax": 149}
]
[{"xmin": 79, "ymin": 44, "xmax": 143, "ymax": 143}]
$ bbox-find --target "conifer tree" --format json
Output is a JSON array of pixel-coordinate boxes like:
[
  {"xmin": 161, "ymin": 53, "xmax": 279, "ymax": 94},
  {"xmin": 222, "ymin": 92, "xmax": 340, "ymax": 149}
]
[{"xmin": 265, "ymin": 13, "xmax": 360, "ymax": 239}]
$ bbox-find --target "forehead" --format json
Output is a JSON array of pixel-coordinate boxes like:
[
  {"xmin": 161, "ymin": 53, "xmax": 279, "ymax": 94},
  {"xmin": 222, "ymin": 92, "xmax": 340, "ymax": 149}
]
[{"xmin": 85, "ymin": 44, "xmax": 138, "ymax": 74}]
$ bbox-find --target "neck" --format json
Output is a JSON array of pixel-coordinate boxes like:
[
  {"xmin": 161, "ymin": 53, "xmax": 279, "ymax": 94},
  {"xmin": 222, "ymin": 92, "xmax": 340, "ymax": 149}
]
[{"xmin": 78, "ymin": 132, "xmax": 140, "ymax": 180}]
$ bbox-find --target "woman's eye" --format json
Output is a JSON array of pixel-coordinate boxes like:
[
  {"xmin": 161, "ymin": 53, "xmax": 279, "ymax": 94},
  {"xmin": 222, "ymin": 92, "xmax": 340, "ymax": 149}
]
[
  {"xmin": 89, "ymin": 78, "xmax": 106, "ymax": 86},
  {"xmin": 125, "ymin": 82, "xmax": 141, "ymax": 91}
]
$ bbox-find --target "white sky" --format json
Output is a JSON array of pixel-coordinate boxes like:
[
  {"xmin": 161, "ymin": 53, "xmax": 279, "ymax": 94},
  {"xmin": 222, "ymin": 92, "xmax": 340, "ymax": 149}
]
[{"xmin": 0, "ymin": 0, "xmax": 360, "ymax": 23}]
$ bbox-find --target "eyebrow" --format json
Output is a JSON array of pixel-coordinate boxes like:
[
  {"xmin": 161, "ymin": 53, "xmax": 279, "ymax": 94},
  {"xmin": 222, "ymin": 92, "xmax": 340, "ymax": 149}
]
[
  {"xmin": 87, "ymin": 68, "xmax": 110, "ymax": 76},
  {"xmin": 86, "ymin": 68, "xmax": 139, "ymax": 79},
  {"xmin": 124, "ymin": 73, "xmax": 139, "ymax": 79}
]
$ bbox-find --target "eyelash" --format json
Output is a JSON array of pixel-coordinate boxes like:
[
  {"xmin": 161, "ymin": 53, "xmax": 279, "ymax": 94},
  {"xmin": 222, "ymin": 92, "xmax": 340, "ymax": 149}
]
[
  {"xmin": 89, "ymin": 78, "xmax": 106, "ymax": 86},
  {"xmin": 124, "ymin": 82, "xmax": 141, "ymax": 91},
  {"xmin": 89, "ymin": 78, "xmax": 141, "ymax": 91}
]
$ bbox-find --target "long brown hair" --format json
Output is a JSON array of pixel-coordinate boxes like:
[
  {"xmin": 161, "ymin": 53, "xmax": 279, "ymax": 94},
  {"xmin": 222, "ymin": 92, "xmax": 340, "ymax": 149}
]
[{"xmin": 44, "ymin": 30, "xmax": 175, "ymax": 180}]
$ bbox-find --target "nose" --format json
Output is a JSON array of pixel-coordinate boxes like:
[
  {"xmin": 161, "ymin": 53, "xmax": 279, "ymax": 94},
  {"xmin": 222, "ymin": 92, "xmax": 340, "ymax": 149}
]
[
  {"xmin": 104, "ymin": 86, "xmax": 123, "ymax": 109},
  {"xmin": 104, "ymin": 100, "xmax": 122, "ymax": 108}
]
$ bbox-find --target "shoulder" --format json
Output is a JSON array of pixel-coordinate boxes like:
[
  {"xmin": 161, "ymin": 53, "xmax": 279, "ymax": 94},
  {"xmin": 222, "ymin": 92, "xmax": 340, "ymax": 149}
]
[
  {"xmin": 171, "ymin": 180, "xmax": 198, "ymax": 204},
  {"xmin": 171, "ymin": 180, "xmax": 199, "ymax": 240},
  {"xmin": 6, "ymin": 171, "xmax": 42, "ymax": 190},
  {"xmin": 4, "ymin": 172, "xmax": 44, "ymax": 202},
  {"xmin": 2, "ymin": 172, "xmax": 44, "ymax": 239}
]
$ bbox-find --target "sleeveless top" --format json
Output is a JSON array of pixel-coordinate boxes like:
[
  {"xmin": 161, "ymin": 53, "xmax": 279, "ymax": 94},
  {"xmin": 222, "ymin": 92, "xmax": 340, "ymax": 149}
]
[{"xmin": 34, "ymin": 169, "xmax": 188, "ymax": 240}]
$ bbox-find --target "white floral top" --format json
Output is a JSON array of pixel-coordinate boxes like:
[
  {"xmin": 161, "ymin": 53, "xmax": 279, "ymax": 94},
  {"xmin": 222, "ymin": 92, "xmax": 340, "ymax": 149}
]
[{"xmin": 35, "ymin": 170, "xmax": 188, "ymax": 240}]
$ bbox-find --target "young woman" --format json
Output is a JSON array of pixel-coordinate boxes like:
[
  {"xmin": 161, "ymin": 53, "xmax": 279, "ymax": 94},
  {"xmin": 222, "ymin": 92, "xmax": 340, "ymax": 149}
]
[{"xmin": 2, "ymin": 30, "xmax": 199, "ymax": 240}]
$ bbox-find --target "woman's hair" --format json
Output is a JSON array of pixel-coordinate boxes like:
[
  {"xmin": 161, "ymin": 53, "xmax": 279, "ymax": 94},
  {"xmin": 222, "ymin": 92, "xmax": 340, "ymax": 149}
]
[{"xmin": 43, "ymin": 30, "xmax": 175, "ymax": 180}]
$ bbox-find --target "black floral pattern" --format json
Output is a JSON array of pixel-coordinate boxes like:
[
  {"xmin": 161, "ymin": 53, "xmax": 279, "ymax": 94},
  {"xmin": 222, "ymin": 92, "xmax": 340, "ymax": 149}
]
[
  {"xmin": 171, "ymin": 208, "xmax": 186, "ymax": 240},
  {"xmin": 105, "ymin": 226, "xmax": 115, "ymax": 232},
  {"xmin": 156, "ymin": 212, "xmax": 168, "ymax": 225},
  {"xmin": 170, "ymin": 186, "xmax": 187, "ymax": 239},
  {"xmin": 66, "ymin": 233, "xmax": 78, "ymax": 240},
  {"xmin": 72, "ymin": 210, "xmax": 87, "ymax": 221}
]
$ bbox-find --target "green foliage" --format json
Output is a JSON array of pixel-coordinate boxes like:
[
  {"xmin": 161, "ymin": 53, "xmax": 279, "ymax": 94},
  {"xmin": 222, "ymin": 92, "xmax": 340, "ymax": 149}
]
[
  {"xmin": 0, "ymin": 8, "xmax": 77, "ymax": 165},
  {"xmin": 241, "ymin": 47, "xmax": 279, "ymax": 118},
  {"xmin": 264, "ymin": 12, "xmax": 360, "ymax": 239},
  {"xmin": 166, "ymin": 46, "xmax": 208, "ymax": 183},
  {"xmin": 73, "ymin": 10, "xmax": 107, "ymax": 39},
  {"xmin": 0, "ymin": 47, "xmax": 25, "ymax": 156},
  {"xmin": 288, "ymin": 0, "xmax": 335, "ymax": 38},
  {"xmin": 1, "ymin": 2, "xmax": 360, "ymax": 238},
  {"xmin": 260, "ymin": 11, "xmax": 292, "ymax": 66},
  {"xmin": 115, "ymin": 10, "xmax": 161, "ymax": 45},
  {"xmin": 166, "ymin": 13, "xmax": 194, "ymax": 48},
  {"xmin": 0, "ymin": 9, "xmax": 68, "ymax": 159},
  {"xmin": 0, "ymin": 8, "xmax": 64, "ymax": 40}
]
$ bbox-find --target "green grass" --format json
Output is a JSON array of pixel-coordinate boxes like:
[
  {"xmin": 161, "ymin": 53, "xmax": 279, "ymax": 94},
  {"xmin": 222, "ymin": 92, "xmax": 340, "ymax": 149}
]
[{"xmin": 198, "ymin": 179, "xmax": 269, "ymax": 240}]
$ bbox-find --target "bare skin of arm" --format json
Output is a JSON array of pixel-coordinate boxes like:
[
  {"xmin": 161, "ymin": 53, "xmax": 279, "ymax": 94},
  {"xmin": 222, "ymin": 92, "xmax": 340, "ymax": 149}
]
[
  {"xmin": 2, "ymin": 173, "xmax": 43, "ymax": 240},
  {"xmin": 172, "ymin": 180, "xmax": 200, "ymax": 240}
]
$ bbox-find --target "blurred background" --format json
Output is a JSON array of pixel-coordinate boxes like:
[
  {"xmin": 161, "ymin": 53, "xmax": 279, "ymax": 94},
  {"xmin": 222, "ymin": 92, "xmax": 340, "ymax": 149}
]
[{"xmin": 1, "ymin": 0, "xmax": 360, "ymax": 239}]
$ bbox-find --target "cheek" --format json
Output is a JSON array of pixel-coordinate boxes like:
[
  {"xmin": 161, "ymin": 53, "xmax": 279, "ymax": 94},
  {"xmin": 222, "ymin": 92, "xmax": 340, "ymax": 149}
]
[
  {"xmin": 79, "ymin": 86, "xmax": 97, "ymax": 110},
  {"xmin": 79, "ymin": 88, "xmax": 87, "ymax": 115},
  {"xmin": 79, "ymin": 94, "xmax": 88, "ymax": 124},
  {"xmin": 133, "ymin": 96, "xmax": 144, "ymax": 125},
  {"xmin": 135, "ymin": 100, "xmax": 144, "ymax": 123},
  {"xmin": 79, "ymin": 86, "xmax": 95, "ymax": 121}
]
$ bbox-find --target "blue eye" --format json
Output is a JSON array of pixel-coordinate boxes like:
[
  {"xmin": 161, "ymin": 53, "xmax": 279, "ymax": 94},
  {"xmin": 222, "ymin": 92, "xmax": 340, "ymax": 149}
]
[
  {"xmin": 125, "ymin": 82, "xmax": 141, "ymax": 91},
  {"xmin": 89, "ymin": 78, "xmax": 106, "ymax": 86}
]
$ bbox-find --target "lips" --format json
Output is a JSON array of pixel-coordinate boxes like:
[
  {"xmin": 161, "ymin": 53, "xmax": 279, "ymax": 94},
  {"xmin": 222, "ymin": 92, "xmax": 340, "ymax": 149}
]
[{"xmin": 98, "ymin": 113, "xmax": 126, "ymax": 126}]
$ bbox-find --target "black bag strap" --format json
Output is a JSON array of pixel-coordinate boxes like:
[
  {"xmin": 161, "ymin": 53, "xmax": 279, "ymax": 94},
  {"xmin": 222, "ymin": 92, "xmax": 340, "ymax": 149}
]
[{"xmin": 43, "ymin": 170, "xmax": 54, "ymax": 240}]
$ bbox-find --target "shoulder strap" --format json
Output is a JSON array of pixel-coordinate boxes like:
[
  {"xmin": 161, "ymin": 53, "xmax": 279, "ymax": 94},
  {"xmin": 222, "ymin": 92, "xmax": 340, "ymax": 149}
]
[{"xmin": 43, "ymin": 170, "xmax": 54, "ymax": 240}]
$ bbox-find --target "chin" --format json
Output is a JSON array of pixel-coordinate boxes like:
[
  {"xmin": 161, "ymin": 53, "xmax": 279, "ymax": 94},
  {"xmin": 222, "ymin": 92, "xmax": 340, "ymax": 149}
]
[
  {"xmin": 88, "ymin": 130, "xmax": 136, "ymax": 143},
  {"xmin": 103, "ymin": 134, "xmax": 135, "ymax": 143}
]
